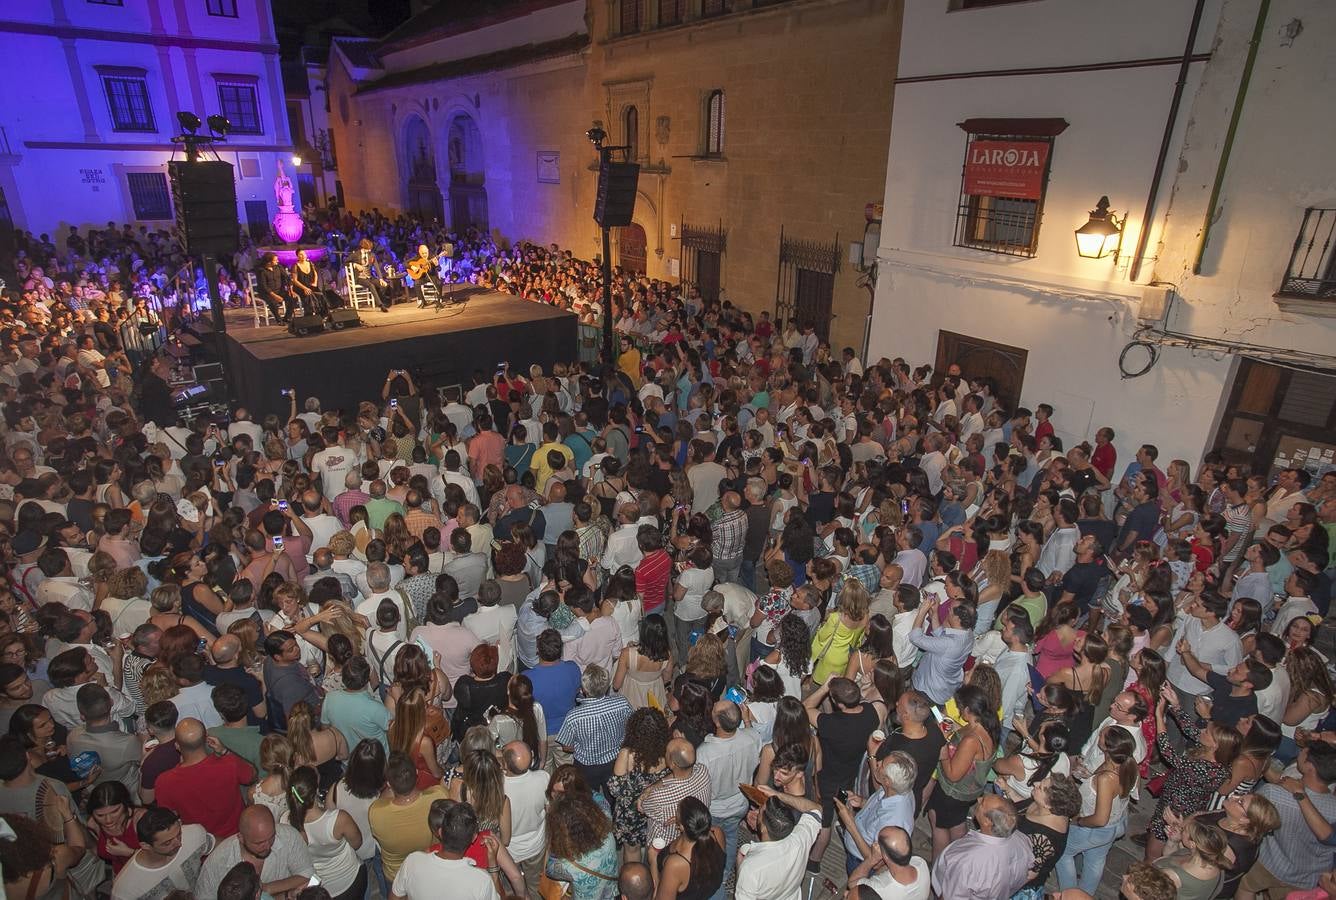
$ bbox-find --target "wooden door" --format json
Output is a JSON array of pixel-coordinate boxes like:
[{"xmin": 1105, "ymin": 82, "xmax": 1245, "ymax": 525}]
[
  {"xmin": 620, "ymin": 223, "xmax": 647, "ymax": 274},
  {"xmin": 933, "ymin": 330, "xmax": 1028, "ymax": 411},
  {"xmin": 794, "ymin": 267, "xmax": 835, "ymax": 340},
  {"xmin": 696, "ymin": 249, "xmax": 721, "ymax": 303}
]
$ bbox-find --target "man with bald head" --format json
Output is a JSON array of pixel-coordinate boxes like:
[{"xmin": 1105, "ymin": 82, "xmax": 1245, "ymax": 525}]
[
  {"xmin": 602, "ymin": 502, "xmax": 644, "ymax": 573},
  {"xmin": 302, "ymin": 547, "xmax": 361, "ymax": 601},
  {"xmin": 501, "ymin": 740, "xmax": 551, "ymax": 887},
  {"xmin": 495, "ymin": 482, "xmax": 546, "ymax": 543},
  {"xmin": 618, "ymin": 861, "xmax": 653, "ymax": 900},
  {"xmin": 299, "ymin": 488, "xmax": 340, "ymax": 558},
  {"xmin": 204, "ymin": 634, "xmax": 266, "ymax": 724},
  {"xmin": 849, "ymin": 825, "xmax": 931, "ymax": 899},
  {"xmin": 153, "ymin": 717, "xmax": 256, "ymax": 839},
  {"xmin": 195, "ymin": 804, "xmax": 315, "ymax": 900},
  {"xmin": 639, "ymin": 737, "xmax": 712, "ymax": 847}
]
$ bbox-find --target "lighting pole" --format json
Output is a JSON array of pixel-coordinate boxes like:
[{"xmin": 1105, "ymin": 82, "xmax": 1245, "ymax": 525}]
[{"xmin": 586, "ymin": 124, "xmax": 629, "ymax": 370}]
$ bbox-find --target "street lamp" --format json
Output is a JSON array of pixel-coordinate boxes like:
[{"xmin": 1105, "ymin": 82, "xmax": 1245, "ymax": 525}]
[{"xmin": 1075, "ymin": 196, "xmax": 1125, "ymax": 260}]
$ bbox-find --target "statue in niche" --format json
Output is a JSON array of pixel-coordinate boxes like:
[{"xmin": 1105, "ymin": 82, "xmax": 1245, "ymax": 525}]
[{"xmin": 274, "ymin": 159, "xmax": 295, "ymax": 212}]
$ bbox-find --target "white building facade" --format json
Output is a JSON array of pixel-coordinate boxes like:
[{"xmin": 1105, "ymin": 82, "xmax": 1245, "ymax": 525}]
[
  {"xmin": 0, "ymin": 0, "xmax": 293, "ymax": 240},
  {"xmin": 870, "ymin": 0, "xmax": 1336, "ymax": 477}
]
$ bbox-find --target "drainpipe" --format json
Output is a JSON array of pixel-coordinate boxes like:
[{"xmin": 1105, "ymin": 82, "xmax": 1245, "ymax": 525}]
[
  {"xmin": 1192, "ymin": 0, "xmax": 1271, "ymax": 274},
  {"xmin": 1129, "ymin": 0, "xmax": 1209, "ymax": 282}
]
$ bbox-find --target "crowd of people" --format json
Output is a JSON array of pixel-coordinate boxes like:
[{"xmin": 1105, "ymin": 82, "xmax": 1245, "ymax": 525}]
[{"xmin": 0, "ymin": 211, "xmax": 1334, "ymax": 900}]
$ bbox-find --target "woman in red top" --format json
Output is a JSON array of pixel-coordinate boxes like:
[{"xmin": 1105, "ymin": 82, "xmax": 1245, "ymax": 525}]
[
  {"xmin": 635, "ymin": 529, "xmax": 673, "ymax": 615},
  {"xmin": 86, "ymin": 781, "xmax": 142, "ymax": 875},
  {"xmin": 1126, "ymin": 647, "xmax": 1164, "ymax": 777}
]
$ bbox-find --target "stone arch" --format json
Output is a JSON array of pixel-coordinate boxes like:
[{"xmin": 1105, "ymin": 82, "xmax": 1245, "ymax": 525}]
[
  {"xmin": 399, "ymin": 113, "xmax": 442, "ymax": 223},
  {"xmin": 612, "ymin": 188, "xmax": 661, "ymax": 274}
]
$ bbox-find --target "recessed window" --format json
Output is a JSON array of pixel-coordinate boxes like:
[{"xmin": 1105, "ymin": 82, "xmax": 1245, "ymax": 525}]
[
  {"xmin": 102, "ymin": 75, "xmax": 155, "ymax": 132},
  {"xmin": 619, "ymin": 0, "xmax": 643, "ymax": 34},
  {"xmin": 953, "ymin": 121, "xmax": 1064, "ymax": 258},
  {"xmin": 218, "ymin": 82, "xmax": 262, "ymax": 134},
  {"xmin": 659, "ymin": 0, "xmax": 684, "ymax": 25},
  {"xmin": 87, "ymin": 0, "xmax": 124, "ymax": 6},
  {"xmin": 126, "ymin": 172, "xmax": 172, "ymax": 220},
  {"xmin": 624, "ymin": 106, "xmax": 639, "ymax": 162},
  {"xmin": 704, "ymin": 90, "xmax": 725, "ymax": 157},
  {"xmin": 206, "ymin": 0, "xmax": 238, "ymax": 16}
]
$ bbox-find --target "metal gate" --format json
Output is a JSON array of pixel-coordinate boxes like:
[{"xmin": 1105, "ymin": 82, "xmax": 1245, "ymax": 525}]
[
  {"xmin": 775, "ymin": 226, "xmax": 840, "ymax": 339},
  {"xmin": 680, "ymin": 219, "xmax": 726, "ymax": 304}
]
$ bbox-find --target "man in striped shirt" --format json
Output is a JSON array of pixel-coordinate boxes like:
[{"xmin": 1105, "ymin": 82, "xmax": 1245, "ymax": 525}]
[{"xmin": 554, "ymin": 664, "xmax": 631, "ymax": 793}]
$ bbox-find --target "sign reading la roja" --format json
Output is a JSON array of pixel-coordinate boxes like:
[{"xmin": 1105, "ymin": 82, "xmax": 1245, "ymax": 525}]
[{"xmin": 963, "ymin": 139, "xmax": 1050, "ymax": 201}]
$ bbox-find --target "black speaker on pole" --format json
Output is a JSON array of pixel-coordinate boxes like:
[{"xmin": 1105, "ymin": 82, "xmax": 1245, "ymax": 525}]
[
  {"xmin": 168, "ymin": 160, "xmax": 240, "ymax": 256},
  {"xmin": 593, "ymin": 159, "xmax": 640, "ymax": 228}
]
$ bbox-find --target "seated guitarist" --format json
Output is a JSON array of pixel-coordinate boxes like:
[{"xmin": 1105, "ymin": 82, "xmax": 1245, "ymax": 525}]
[{"xmin": 406, "ymin": 244, "xmax": 445, "ymax": 309}]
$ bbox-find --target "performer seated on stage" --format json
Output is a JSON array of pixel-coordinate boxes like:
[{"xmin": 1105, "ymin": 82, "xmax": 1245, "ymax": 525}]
[
  {"xmin": 289, "ymin": 249, "xmax": 339, "ymax": 317},
  {"xmin": 405, "ymin": 243, "xmax": 447, "ymax": 309},
  {"xmin": 255, "ymin": 252, "xmax": 288, "ymax": 323},
  {"xmin": 350, "ymin": 238, "xmax": 391, "ymax": 312}
]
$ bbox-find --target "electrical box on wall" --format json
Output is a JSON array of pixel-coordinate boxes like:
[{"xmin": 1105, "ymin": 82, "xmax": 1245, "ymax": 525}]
[{"xmin": 1138, "ymin": 286, "xmax": 1174, "ymax": 324}]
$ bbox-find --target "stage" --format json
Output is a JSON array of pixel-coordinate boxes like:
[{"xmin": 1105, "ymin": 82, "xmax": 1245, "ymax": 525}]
[{"xmin": 216, "ymin": 288, "xmax": 578, "ymax": 418}]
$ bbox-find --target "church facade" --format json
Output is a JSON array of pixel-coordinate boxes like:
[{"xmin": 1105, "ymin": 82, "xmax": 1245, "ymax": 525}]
[{"xmin": 327, "ymin": 0, "xmax": 901, "ymax": 351}]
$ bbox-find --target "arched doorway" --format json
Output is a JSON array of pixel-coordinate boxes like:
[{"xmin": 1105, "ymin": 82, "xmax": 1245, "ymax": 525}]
[
  {"xmin": 447, "ymin": 114, "xmax": 488, "ymax": 232},
  {"xmin": 402, "ymin": 116, "xmax": 442, "ymax": 223},
  {"xmin": 619, "ymin": 223, "xmax": 647, "ymax": 275}
]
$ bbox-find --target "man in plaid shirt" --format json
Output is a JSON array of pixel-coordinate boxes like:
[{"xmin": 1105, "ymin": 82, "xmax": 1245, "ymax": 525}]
[{"xmin": 710, "ymin": 490, "xmax": 748, "ymax": 586}]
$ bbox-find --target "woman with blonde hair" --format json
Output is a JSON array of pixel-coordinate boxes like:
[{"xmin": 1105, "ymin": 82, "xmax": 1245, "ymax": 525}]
[
  {"xmin": 137, "ymin": 665, "xmax": 179, "ymax": 711},
  {"xmin": 684, "ymin": 631, "xmax": 727, "ymax": 699},
  {"xmin": 145, "ymin": 583, "xmax": 212, "ymax": 640},
  {"xmin": 226, "ymin": 617, "xmax": 264, "ymax": 674},
  {"xmin": 85, "ymin": 551, "xmax": 118, "ymax": 608},
  {"xmin": 1152, "ymin": 813, "xmax": 1228, "ymax": 900},
  {"xmin": 810, "ymin": 578, "xmax": 870, "ymax": 685},
  {"xmin": 102, "ymin": 566, "xmax": 151, "ymax": 634},
  {"xmin": 971, "ymin": 524, "xmax": 1012, "ymax": 632},
  {"xmin": 387, "ymin": 688, "xmax": 442, "ymax": 789},
  {"xmin": 286, "ymin": 700, "xmax": 349, "ymax": 791},
  {"xmin": 446, "ymin": 739, "xmax": 513, "ymax": 847},
  {"xmin": 252, "ymin": 733, "xmax": 294, "ymax": 823}
]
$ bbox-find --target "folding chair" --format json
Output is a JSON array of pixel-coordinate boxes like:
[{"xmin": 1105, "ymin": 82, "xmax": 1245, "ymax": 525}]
[{"xmin": 345, "ymin": 264, "xmax": 377, "ymax": 311}]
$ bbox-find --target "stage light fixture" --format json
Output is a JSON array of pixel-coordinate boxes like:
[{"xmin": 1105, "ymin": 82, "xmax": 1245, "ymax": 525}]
[
  {"xmin": 207, "ymin": 115, "xmax": 232, "ymax": 137},
  {"xmin": 176, "ymin": 111, "xmax": 202, "ymax": 135},
  {"xmin": 586, "ymin": 125, "xmax": 607, "ymax": 148}
]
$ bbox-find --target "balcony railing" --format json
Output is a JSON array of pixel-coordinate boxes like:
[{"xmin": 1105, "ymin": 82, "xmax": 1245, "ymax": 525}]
[{"xmin": 1279, "ymin": 207, "xmax": 1336, "ymax": 300}]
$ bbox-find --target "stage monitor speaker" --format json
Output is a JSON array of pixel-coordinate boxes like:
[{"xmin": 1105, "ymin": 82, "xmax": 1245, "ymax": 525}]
[
  {"xmin": 328, "ymin": 308, "xmax": 362, "ymax": 329},
  {"xmin": 287, "ymin": 314, "xmax": 326, "ymax": 336},
  {"xmin": 169, "ymin": 160, "xmax": 240, "ymax": 256},
  {"xmin": 594, "ymin": 159, "xmax": 639, "ymax": 228}
]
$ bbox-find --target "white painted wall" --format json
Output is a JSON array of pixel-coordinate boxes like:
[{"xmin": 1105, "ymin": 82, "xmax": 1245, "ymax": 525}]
[
  {"xmin": 869, "ymin": 0, "xmax": 1336, "ymax": 472},
  {"xmin": 0, "ymin": 0, "xmax": 289, "ymax": 234}
]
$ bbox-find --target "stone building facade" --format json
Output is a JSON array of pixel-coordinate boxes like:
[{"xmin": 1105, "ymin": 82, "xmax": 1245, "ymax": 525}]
[{"xmin": 327, "ymin": 0, "xmax": 901, "ymax": 351}]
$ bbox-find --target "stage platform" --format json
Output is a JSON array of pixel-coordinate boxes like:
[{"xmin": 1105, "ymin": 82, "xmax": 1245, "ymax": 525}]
[{"xmin": 217, "ymin": 288, "xmax": 578, "ymax": 418}]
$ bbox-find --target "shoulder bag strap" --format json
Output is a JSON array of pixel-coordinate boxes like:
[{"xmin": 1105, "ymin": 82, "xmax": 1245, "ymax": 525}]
[{"xmin": 565, "ymin": 856, "xmax": 619, "ymax": 882}]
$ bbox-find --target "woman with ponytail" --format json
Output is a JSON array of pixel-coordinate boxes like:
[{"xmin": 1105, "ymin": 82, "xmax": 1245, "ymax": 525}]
[
  {"xmin": 994, "ymin": 719, "xmax": 1072, "ymax": 802},
  {"xmin": 285, "ymin": 765, "xmax": 366, "ymax": 900},
  {"xmin": 488, "ymin": 673, "xmax": 546, "ymax": 767},
  {"xmin": 1054, "ymin": 725, "xmax": 1138, "ymax": 894},
  {"xmin": 252, "ymin": 734, "xmax": 294, "ymax": 824},
  {"xmin": 653, "ymin": 795, "xmax": 724, "ymax": 900}
]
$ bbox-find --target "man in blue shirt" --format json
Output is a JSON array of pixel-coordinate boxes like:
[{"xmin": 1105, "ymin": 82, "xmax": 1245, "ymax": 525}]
[
  {"xmin": 526, "ymin": 629, "xmax": 581, "ymax": 737},
  {"xmin": 908, "ymin": 599, "xmax": 975, "ymax": 705},
  {"xmin": 320, "ymin": 656, "xmax": 389, "ymax": 753}
]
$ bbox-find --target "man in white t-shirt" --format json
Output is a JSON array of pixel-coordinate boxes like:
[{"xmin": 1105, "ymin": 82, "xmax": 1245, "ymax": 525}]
[
  {"xmin": 501, "ymin": 741, "xmax": 550, "ymax": 885},
  {"xmin": 391, "ymin": 798, "xmax": 501, "ymax": 900},
  {"xmin": 311, "ymin": 426, "xmax": 361, "ymax": 503},
  {"xmin": 850, "ymin": 825, "xmax": 931, "ymax": 900},
  {"xmin": 298, "ymin": 490, "xmax": 341, "ymax": 557},
  {"xmin": 111, "ymin": 807, "xmax": 215, "ymax": 900},
  {"xmin": 735, "ymin": 788, "xmax": 822, "ymax": 900}
]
